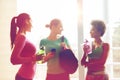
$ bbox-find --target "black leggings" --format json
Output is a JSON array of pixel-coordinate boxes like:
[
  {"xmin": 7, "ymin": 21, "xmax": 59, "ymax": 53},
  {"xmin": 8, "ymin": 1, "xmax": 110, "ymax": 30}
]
[{"xmin": 15, "ymin": 74, "xmax": 32, "ymax": 80}]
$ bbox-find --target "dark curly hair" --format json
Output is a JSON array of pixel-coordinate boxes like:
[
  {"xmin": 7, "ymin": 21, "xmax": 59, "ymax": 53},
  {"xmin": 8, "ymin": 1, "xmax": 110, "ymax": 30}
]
[{"xmin": 91, "ymin": 20, "xmax": 106, "ymax": 36}]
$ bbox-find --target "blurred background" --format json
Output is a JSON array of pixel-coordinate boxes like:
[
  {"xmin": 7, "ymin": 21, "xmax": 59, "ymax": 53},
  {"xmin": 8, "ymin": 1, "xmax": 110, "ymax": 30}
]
[{"xmin": 0, "ymin": 0, "xmax": 120, "ymax": 80}]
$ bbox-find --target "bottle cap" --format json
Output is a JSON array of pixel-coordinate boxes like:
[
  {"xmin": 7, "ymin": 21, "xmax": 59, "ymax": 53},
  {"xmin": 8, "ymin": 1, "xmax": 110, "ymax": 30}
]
[
  {"xmin": 51, "ymin": 48, "xmax": 56, "ymax": 52},
  {"xmin": 40, "ymin": 46, "xmax": 44, "ymax": 50}
]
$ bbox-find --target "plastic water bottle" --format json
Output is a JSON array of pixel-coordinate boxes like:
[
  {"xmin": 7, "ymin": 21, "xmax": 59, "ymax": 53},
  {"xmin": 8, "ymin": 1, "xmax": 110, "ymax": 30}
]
[
  {"xmin": 42, "ymin": 48, "xmax": 56, "ymax": 63},
  {"xmin": 51, "ymin": 48, "xmax": 56, "ymax": 54},
  {"xmin": 45, "ymin": 48, "xmax": 56, "ymax": 60},
  {"xmin": 83, "ymin": 39, "xmax": 92, "ymax": 54},
  {"xmin": 37, "ymin": 46, "xmax": 45, "ymax": 64}
]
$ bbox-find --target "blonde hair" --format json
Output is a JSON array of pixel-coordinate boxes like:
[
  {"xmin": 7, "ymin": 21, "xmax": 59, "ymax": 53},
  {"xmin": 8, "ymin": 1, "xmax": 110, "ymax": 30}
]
[{"xmin": 45, "ymin": 18, "xmax": 61, "ymax": 29}]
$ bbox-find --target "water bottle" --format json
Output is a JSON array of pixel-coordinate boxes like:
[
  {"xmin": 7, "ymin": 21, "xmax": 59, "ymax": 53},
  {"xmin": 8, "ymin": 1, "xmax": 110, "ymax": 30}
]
[
  {"xmin": 51, "ymin": 48, "xmax": 56, "ymax": 54},
  {"xmin": 42, "ymin": 48, "xmax": 56, "ymax": 63},
  {"xmin": 45, "ymin": 48, "xmax": 56, "ymax": 59},
  {"xmin": 37, "ymin": 46, "xmax": 45, "ymax": 64},
  {"xmin": 83, "ymin": 39, "xmax": 92, "ymax": 54}
]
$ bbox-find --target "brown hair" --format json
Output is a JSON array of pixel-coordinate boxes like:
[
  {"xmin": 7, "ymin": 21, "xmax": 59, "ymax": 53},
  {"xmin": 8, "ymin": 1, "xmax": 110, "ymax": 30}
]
[
  {"xmin": 10, "ymin": 13, "xmax": 31, "ymax": 49},
  {"xmin": 91, "ymin": 20, "xmax": 106, "ymax": 36}
]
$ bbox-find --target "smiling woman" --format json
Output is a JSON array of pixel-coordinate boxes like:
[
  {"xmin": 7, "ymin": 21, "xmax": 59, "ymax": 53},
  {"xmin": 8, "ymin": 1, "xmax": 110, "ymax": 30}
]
[{"xmin": 17, "ymin": 0, "xmax": 78, "ymax": 80}]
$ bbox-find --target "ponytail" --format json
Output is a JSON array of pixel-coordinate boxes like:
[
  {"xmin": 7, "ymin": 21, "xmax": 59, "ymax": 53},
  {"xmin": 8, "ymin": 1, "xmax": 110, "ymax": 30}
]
[
  {"xmin": 46, "ymin": 18, "xmax": 61, "ymax": 29},
  {"xmin": 10, "ymin": 13, "xmax": 31, "ymax": 49},
  {"xmin": 10, "ymin": 17, "xmax": 17, "ymax": 49}
]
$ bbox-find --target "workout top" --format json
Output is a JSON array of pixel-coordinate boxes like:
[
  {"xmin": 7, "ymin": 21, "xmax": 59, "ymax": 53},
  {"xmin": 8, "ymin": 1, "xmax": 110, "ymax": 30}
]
[
  {"xmin": 40, "ymin": 36, "xmax": 69, "ymax": 74},
  {"xmin": 11, "ymin": 34, "xmax": 36, "ymax": 79}
]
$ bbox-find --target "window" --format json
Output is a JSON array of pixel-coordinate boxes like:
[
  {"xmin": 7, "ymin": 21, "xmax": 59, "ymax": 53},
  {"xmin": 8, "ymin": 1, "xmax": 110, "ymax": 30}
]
[
  {"xmin": 83, "ymin": 0, "xmax": 120, "ymax": 80},
  {"xmin": 106, "ymin": 0, "xmax": 120, "ymax": 80}
]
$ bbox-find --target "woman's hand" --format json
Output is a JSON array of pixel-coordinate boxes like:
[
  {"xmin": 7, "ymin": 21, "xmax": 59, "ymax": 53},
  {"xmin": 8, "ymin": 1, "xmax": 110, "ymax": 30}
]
[
  {"xmin": 35, "ymin": 54, "xmax": 44, "ymax": 61},
  {"xmin": 42, "ymin": 52, "xmax": 55, "ymax": 63},
  {"xmin": 61, "ymin": 42, "xmax": 68, "ymax": 50},
  {"xmin": 83, "ymin": 43, "xmax": 92, "ymax": 54}
]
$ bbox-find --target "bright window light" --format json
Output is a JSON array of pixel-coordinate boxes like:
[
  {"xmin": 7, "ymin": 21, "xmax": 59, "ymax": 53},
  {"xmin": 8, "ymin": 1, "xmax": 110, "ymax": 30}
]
[
  {"xmin": 17, "ymin": 0, "xmax": 78, "ymax": 48},
  {"xmin": 17, "ymin": 0, "xmax": 78, "ymax": 80}
]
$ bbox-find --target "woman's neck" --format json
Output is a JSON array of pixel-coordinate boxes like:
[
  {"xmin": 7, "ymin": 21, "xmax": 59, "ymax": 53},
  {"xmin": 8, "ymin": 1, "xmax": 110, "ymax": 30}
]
[
  {"xmin": 48, "ymin": 32, "xmax": 61, "ymax": 40},
  {"xmin": 18, "ymin": 29, "xmax": 26, "ymax": 34},
  {"xmin": 48, "ymin": 33, "xmax": 58, "ymax": 40},
  {"xmin": 94, "ymin": 37, "xmax": 102, "ymax": 43},
  {"xmin": 93, "ymin": 38, "xmax": 102, "ymax": 48},
  {"xmin": 17, "ymin": 30, "xmax": 26, "ymax": 36}
]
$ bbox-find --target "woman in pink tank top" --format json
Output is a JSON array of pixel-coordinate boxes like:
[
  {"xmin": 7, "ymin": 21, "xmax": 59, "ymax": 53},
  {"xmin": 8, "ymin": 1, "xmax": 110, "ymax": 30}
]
[
  {"xmin": 81, "ymin": 20, "xmax": 110, "ymax": 80},
  {"xmin": 10, "ymin": 13, "xmax": 43, "ymax": 80}
]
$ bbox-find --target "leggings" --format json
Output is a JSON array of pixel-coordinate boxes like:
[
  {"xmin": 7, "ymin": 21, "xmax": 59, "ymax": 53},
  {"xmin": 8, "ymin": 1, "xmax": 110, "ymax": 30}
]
[
  {"xmin": 46, "ymin": 73, "xmax": 70, "ymax": 80},
  {"xmin": 86, "ymin": 74, "xmax": 109, "ymax": 80},
  {"xmin": 15, "ymin": 74, "xmax": 32, "ymax": 80}
]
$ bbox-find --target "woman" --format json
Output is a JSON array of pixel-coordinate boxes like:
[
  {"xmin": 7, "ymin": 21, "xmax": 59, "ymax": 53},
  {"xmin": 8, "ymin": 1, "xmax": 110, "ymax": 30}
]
[
  {"xmin": 81, "ymin": 20, "xmax": 110, "ymax": 80},
  {"xmin": 10, "ymin": 13, "xmax": 42, "ymax": 80},
  {"xmin": 39, "ymin": 18, "xmax": 71, "ymax": 80}
]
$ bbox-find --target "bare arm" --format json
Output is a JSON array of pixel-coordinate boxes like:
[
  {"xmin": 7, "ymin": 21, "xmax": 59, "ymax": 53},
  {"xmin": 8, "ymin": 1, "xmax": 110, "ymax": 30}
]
[{"xmin": 10, "ymin": 35, "xmax": 36, "ymax": 65}]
